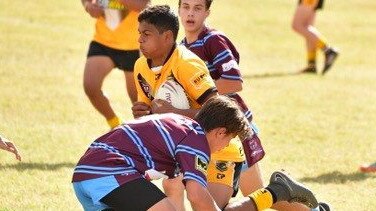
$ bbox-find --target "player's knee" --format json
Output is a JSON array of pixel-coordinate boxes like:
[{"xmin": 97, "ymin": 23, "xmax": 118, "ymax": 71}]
[
  {"xmin": 83, "ymin": 82, "xmax": 101, "ymax": 98},
  {"xmin": 291, "ymin": 22, "xmax": 301, "ymax": 33}
]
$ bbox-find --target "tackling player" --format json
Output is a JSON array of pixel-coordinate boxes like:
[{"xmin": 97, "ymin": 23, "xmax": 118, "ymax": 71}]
[{"xmin": 73, "ymin": 95, "xmax": 320, "ymax": 210}]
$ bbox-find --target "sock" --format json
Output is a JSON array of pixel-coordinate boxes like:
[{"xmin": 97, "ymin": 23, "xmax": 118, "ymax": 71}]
[
  {"xmin": 248, "ymin": 188, "xmax": 274, "ymax": 211},
  {"xmin": 307, "ymin": 50, "xmax": 316, "ymax": 66},
  {"xmin": 107, "ymin": 116, "xmax": 122, "ymax": 129},
  {"xmin": 316, "ymin": 36, "xmax": 328, "ymax": 51}
]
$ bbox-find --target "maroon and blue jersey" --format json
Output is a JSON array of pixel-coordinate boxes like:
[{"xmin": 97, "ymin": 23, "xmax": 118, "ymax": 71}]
[
  {"xmin": 72, "ymin": 113, "xmax": 210, "ymax": 187},
  {"xmin": 181, "ymin": 27, "xmax": 241, "ymax": 82},
  {"xmin": 181, "ymin": 27, "xmax": 252, "ymax": 121}
]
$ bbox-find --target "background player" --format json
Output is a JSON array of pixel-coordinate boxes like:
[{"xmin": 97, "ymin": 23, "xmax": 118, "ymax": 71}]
[
  {"xmin": 292, "ymin": 0, "xmax": 338, "ymax": 74},
  {"xmin": 81, "ymin": 0, "xmax": 149, "ymax": 129}
]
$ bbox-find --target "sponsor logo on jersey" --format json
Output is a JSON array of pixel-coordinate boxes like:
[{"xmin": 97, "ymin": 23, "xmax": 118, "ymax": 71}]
[
  {"xmin": 215, "ymin": 161, "xmax": 229, "ymax": 172},
  {"xmin": 216, "ymin": 173, "xmax": 225, "ymax": 179},
  {"xmin": 189, "ymin": 71, "xmax": 209, "ymax": 89},
  {"xmin": 195, "ymin": 156, "xmax": 208, "ymax": 175},
  {"xmin": 221, "ymin": 60, "xmax": 239, "ymax": 72}
]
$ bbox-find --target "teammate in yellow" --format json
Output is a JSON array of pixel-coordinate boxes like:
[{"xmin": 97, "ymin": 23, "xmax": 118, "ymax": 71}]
[
  {"xmin": 292, "ymin": 0, "xmax": 338, "ymax": 74},
  {"xmin": 81, "ymin": 0, "xmax": 149, "ymax": 129}
]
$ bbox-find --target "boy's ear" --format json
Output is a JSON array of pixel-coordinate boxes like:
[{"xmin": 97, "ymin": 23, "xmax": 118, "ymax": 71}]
[
  {"xmin": 163, "ymin": 30, "xmax": 174, "ymax": 42},
  {"xmin": 216, "ymin": 127, "xmax": 227, "ymax": 137}
]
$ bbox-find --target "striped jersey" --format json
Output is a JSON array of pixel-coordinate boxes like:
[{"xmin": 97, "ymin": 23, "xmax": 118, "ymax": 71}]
[
  {"xmin": 181, "ymin": 27, "xmax": 252, "ymax": 121},
  {"xmin": 72, "ymin": 113, "xmax": 210, "ymax": 187}
]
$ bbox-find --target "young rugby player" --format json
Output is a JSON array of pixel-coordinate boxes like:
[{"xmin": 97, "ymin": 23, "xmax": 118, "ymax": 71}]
[
  {"xmin": 81, "ymin": 0, "xmax": 149, "ymax": 129},
  {"xmin": 292, "ymin": 0, "xmax": 338, "ymax": 74},
  {"xmin": 73, "ymin": 95, "xmax": 320, "ymax": 211},
  {"xmin": 130, "ymin": 4, "xmax": 251, "ymax": 210}
]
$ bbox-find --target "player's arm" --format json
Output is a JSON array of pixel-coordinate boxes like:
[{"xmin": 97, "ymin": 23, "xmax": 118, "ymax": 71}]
[
  {"xmin": 207, "ymin": 35, "xmax": 243, "ymax": 94},
  {"xmin": 215, "ymin": 79, "xmax": 242, "ymax": 95},
  {"xmin": 185, "ymin": 180, "xmax": 220, "ymax": 211},
  {"xmin": 0, "ymin": 135, "xmax": 21, "ymax": 161},
  {"xmin": 81, "ymin": 0, "xmax": 103, "ymax": 18},
  {"xmin": 119, "ymin": 0, "xmax": 150, "ymax": 11},
  {"xmin": 132, "ymin": 67, "xmax": 152, "ymax": 118}
]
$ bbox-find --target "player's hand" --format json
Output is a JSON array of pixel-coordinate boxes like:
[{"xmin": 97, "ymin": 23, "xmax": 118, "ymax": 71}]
[
  {"xmin": 132, "ymin": 102, "xmax": 151, "ymax": 118},
  {"xmin": 151, "ymin": 99, "xmax": 175, "ymax": 114},
  {"xmin": 0, "ymin": 138, "xmax": 21, "ymax": 161},
  {"xmin": 84, "ymin": 1, "xmax": 103, "ymax": 18}
]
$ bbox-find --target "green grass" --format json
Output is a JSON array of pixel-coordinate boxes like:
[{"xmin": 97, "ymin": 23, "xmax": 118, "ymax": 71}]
[{"xmin": 1, "ymin": 0, "xmax": 375, "ymax": 210}]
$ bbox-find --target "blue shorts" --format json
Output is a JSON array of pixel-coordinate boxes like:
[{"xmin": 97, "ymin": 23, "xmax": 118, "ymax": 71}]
[{"xmin": 73, "ymin": 175, "xmax": 119, "ymax": 211}]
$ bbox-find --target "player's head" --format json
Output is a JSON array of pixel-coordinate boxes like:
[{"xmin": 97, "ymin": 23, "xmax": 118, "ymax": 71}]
[
  {"xmin": 138, "ymin": 5, "xmax": 179, "ymax": 59},
  {"xmin": 178, "ymin": 0, "xmax": 211, "ymax": 34},
  {"xmin": 179, "ymin": 0, "xmax": 213, "ymax": 10},
  {"xmin": 195, "ymin": 96, "xmax": 251, "ymax": 152}
]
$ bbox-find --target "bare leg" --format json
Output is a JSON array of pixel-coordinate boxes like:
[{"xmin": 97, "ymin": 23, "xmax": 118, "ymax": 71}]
[
  {"xmin": 147, "ymin": 198, "xmax": 176, "ymax": 211},
  {"xmin": 83, "ymin": 56, "xmax": 116, "ymax": 120},
  {"xmin": 240, "ymin": 164, "xmax": 311, "ymax": 211},
  {"xmin": 292, "ymin": 4, "xmax": 320, "ymax": 52}
]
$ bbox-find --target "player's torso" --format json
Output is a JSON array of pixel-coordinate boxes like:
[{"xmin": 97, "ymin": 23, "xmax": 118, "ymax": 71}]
[
  {"xmin": 73, "ymin": 114, "xmax": 208, "ymax": 180},
  {"xmin": 135, "ymin": 46, "xmax": 215, "ymax": 109},
  {"xmin": 93, "ymin": 0, "xmax": 139, "ymax": 50}
]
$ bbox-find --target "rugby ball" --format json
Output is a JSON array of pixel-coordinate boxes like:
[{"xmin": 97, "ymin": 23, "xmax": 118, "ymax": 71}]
[{"xmin": 155, "ymin": 80, "xmax": 190, "ymax": 109}]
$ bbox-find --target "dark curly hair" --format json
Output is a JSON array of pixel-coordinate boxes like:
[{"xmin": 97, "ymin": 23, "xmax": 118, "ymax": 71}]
[{"xmin": 138, "ymin": 5, "xmax": 179, "ymax": 41}]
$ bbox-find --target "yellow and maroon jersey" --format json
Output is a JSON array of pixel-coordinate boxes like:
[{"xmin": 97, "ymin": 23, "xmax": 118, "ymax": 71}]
[
  {"xmin": 134, "ymin": 45, "xmax": 217, "ymax": 109},
  {"xmin": 93, "ymin": 0, "xmax": 139, "ymax": 50}
]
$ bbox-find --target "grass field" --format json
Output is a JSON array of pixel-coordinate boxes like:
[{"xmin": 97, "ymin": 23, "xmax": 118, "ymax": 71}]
[{"xmin": 1, "ymin": 0, "xmax": 376, "ymax": 210}]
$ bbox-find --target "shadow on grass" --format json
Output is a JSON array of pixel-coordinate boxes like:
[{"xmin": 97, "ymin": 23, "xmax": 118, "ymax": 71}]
[
  {"xmin": 0, "ymin": 162, "xmax": 75, "ymax": 171},
  {"xmin": 300, "ymin": 171, "xmax": 376, "ymax": 184},
  {"xmin": 243, "ymin": 71, "xmax": 306, "ymax": 79}
]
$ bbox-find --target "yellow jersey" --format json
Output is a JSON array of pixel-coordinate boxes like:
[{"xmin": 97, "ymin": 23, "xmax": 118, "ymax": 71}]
[
  {"xmin": 134, "ymin": 45, "xmax": 244, "ymax": 162},
  {"xmin": 94, "ymin": 0, "xmax": 139, "ymax": 50},
  {"xmin": 134, "ymin": 45, "xmax": 217, "ymax": 108}
]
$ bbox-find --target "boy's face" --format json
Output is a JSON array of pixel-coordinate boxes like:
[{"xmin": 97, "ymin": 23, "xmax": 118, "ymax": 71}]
[
  {"xmin": 138, "ymin": 21, "xmax": 167, "ymax": 59},
  {"xmin": 178, "ymin": 0, "xmax": 209, "ymax": 34}
]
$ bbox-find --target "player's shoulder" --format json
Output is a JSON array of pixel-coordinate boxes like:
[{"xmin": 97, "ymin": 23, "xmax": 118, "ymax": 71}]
[
  {"xmin": 202, "ymin": 28, "xmax": 229, "ymax": 43},
  {"xmin": 134, "ymin": 56, "xmax": 148, "ymax": 72},
  {"xmin": 176, "ymin": 45, "xmax": 205, "ymax": 65}
]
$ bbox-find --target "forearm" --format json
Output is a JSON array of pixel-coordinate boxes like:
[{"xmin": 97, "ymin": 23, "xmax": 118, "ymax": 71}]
[
  {"xmin": 0, "ymin": 135, "xmax": 6, "ymax": 150},
  {"xmin": 186, "ymin": 181, "xmax": 220, "ymax": 211}
]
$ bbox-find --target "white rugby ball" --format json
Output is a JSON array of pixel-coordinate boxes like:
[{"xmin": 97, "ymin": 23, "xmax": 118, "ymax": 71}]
[{"xmin": 155, "ymin": 80, "xmax": 190, "ymax": 109}]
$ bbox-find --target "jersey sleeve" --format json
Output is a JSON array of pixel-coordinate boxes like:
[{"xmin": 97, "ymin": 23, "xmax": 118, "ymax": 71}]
[
  {"xmin": 206, "ymin": 35, "xmax": 242, "ymax": 81},
  {"xmin": 175, "ymin": 56, "xmax": 217, "ymax": 105},
  {"xmin": 134, "ymin": 59, "xmax": 152, "ymax": 105},
  {"xmin": 174, "ymin": 129, "xmax": 210, "ymax": 187}
]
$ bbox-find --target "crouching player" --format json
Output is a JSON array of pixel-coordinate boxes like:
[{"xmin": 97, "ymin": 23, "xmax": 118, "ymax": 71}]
[{"xmin": 72, "ymin": 96, "xmax": 320, "ymax": 211}]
